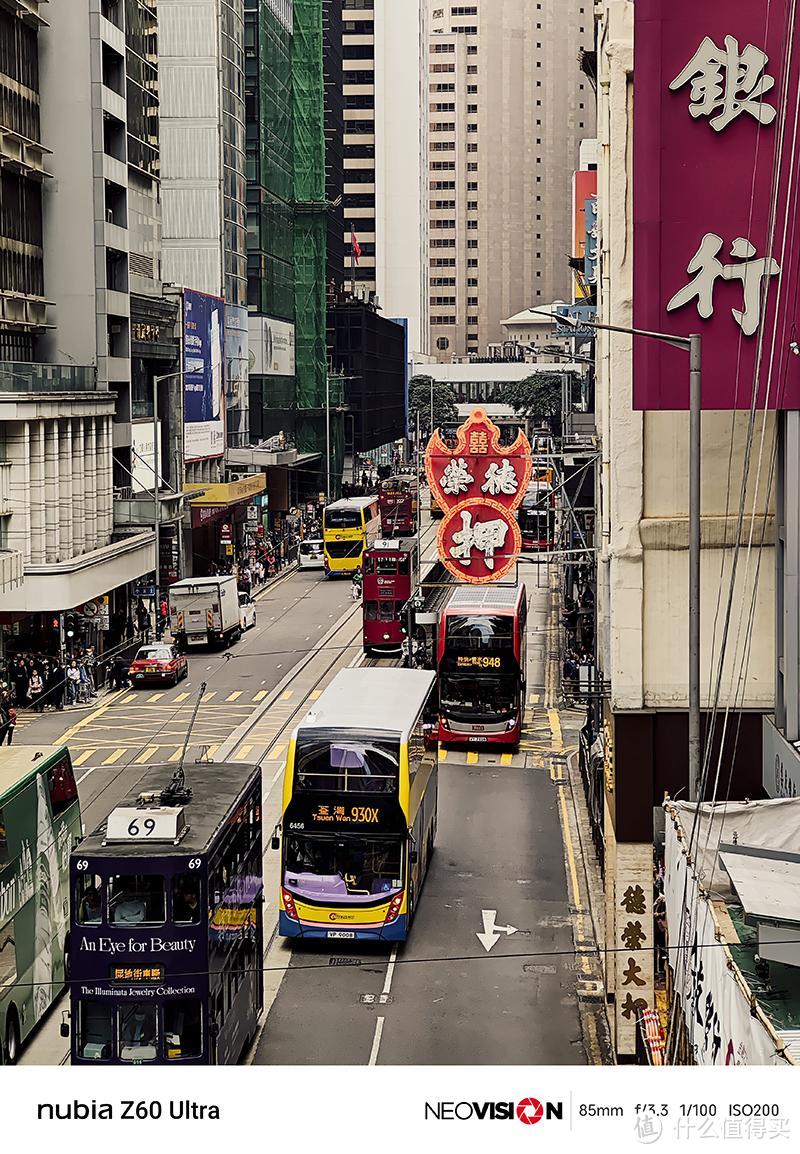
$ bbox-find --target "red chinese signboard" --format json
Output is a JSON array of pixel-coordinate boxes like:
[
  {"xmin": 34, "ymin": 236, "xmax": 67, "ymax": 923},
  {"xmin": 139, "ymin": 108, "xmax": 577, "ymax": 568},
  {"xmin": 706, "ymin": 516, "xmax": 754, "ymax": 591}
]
[
  {"xmin": 634, "ymin": 0, "xmax": 800, "ymax": 409},
  {"xmin": 425, "ymin": 409, "xmax": 532, "ymax": 584}
]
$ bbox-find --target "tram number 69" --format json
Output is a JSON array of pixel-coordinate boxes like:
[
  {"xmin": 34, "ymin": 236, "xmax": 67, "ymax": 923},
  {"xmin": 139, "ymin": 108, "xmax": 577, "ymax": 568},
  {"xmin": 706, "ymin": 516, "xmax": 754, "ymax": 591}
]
[
  {"xmin": 127, "ymin": 817, "xmax": 157, "ymax": 837},
  {"xmin": 121, "ymin": 1101, "xmax": 162, "ymax": 1120}
]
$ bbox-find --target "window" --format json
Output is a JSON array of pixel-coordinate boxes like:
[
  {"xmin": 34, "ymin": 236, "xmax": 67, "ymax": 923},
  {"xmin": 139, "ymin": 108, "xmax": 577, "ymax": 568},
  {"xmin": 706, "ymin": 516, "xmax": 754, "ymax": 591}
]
[
  {"xmin": 431, "ymin": 296, "xmax": 456, "ymax": 306},
  {"xmin": 431, "ymin": 43, "xmax": 455, "ymax": 53},
  {"xmin": 431, "ymin": 276, "xmax": 456, "ymax": 286},
  {"xmin": 467, "ymin": 104, "xmax": 478, "ymax": 114},
  {"xmin": 77, "ymin": 1001, "xmax": 112, "ymax": 1061},
  {"xmin": 467, "ymin": 239, "xmax": 478, "ymax": 249},
  {"xmin": 467, "ymin": 277, "xmax": 478, "ymax": 286},
  {"xmin": 431, "ymin": 238, "xmax": 456, "ymax": 248},
  {"xmin": 467, "ymin": 220, "xmax": 478, "ymax": 229},
  {"xmin": 431, "ymin": 83, "xmax": 455, "ymax": 93},
  {"xmin": 295, "ymin": 732, "xmax": 401, "ymax": 794},
  {"xmin": 431, "ymin": 219, "xmax": 456, "ymax": 229},
  {"xmin": 119, "ymin": 1002, "xmax": 157, "ymax": 1063},
  {"xmin": 430, "ymin": 63, "xmax": 455, "ymax": 73},
  {"xmin": 431, "ymin": 122, "xmax": 456, "ymax": 132},
  {"xmin": 468, "ymin": 297, "xmax": 479, "ymax": 306},
  {"xmin": 467, "ymin": 124, "xmax": 478, "ymax": 133},
  {"xmin": 431, "ymin": 315, "xmax": 456, "ymax": 325},
  {"xmin": 76, "ymin": 873, "xmax": 104, "ymax": 925},
  {"xmin": 431, "ymin": 180, "xmax": 456, "ymax": 190},
  {"xmin": 467, "ymin": 181, "xmax": 478, "ymax": 190},
  {"xmin": 431, "ymin": 257, "xmax": 457, "ymax": 267},
  {"xmin": 467, "ymin": 162, "xmax": 478, "ymax": 171},
  {"xmin": 451, "ymin": 5, "xmax": 478, "ymax": 13},
  {"xmin": 430, "ymin": 161, "xmax": 456, "ymax": 171},
  {"xmin": 467, "ymin": 316, "xmax": 479, "ymax": 326},
  {"xmin": 467, "ymin": 64, "xmax": 477, "ymax": 74},
  {"xmin": 109, "ymin": 874, "xmax": 165, "ymax": 925},
  {"xmin": 47, "ymin": 757, "xmax": 78, "ymax": 817},
  {"xmin": 467, "ymin": 142, "xmax": 478, "ymax": 152},
  {"xmin": 164, "ymin": 1000, "xmax": 202, "ymax": 1060},
  {"xmin": 467, "ymin": 200, "xmax": 478, "ymax": 210},
  {"xmin": 430, "ymin": 141, "xmax": 456, "ymax": 152},
  {"xmin": 452, "ymin": 25, "xmax": 477, "ymax": 33},
  {"xmin": 467, "ymin": 45, "xmax": 478, "ymax": 55},
  {"xmin": 467, "ymin": 258, "xmax": 478, "ymax": 267},
  {"xmin": 467, "ymin": 85, "xmax": 478, "ymax": 93},
  {"xmin": 172, "ymin": 873, "xmax": 201, "ymax": 924},
  {"xmin": 431, "ymin": 102, "xmax": 455, "ymax": 112}
]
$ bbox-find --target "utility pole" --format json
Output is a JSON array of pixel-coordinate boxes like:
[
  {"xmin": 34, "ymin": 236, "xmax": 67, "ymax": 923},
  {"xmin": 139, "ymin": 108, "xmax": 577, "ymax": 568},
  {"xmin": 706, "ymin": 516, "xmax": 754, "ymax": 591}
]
[
  {"xmin": 325, "ymin": 372, "xmax": 331, "ymax": 504},
  {"xmin": 688, "ymin": 333, "xmax": 702, "ymax": 801}
]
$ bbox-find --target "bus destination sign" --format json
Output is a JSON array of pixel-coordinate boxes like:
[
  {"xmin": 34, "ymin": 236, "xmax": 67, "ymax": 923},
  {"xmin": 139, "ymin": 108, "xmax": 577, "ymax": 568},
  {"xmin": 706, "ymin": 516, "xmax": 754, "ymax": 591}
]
[
  {"xmin": 456, "ymin": 655, "xmax": 501, "ymax": 670},
  {"xmin": 111, "ymin": 965, "xmax": 164, "ymax": 983},
  {"xmin": 310, "ymin": 803, "xmax": 381, "ymax": 827}
]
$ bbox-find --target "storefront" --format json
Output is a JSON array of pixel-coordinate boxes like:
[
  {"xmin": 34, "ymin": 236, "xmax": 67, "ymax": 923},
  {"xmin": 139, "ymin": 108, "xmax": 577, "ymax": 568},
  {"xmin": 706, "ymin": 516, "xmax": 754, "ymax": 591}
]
[{"xmin": 183, "ymin": 474, "xmax": 267, "ymax": 577}]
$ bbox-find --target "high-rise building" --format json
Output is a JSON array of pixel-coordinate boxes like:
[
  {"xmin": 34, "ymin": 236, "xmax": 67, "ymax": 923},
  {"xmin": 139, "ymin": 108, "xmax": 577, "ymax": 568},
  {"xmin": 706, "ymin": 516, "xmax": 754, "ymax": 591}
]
[
  {"xmin": 427, "ymin": 0, "xmax": 593, "ymax": 360},
  {"xmin": 341, "ymin": 0, "xmax": 429, "ymax": 357}
]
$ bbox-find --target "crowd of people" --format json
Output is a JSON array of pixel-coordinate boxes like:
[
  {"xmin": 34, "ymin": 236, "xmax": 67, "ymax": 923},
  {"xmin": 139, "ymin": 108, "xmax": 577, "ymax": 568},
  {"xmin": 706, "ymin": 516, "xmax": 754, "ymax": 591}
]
[
  {"xmin": 0, "ymin": 649, "xmax": 101, "ymax": 743},
  {"xmin": 561, "ymin": 580, "xmax": 596, "ymax": 700}
]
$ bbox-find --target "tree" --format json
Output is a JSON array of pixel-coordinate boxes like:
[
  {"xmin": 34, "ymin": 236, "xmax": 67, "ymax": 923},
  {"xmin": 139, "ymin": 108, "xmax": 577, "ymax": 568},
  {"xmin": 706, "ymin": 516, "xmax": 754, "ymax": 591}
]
[
  {"xmin": 409, "ymin": 375, "xmax": 459, "ymax": 440},
  {"xmin": 505, "ymin": 372, "xmax": 564, "ymax": 436}
]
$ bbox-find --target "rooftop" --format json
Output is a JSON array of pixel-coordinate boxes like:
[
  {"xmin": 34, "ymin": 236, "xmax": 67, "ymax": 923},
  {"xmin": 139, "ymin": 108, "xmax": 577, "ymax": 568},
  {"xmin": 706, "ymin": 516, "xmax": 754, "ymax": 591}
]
[{"xmin": 295, "ymin": 669, "xmax": 436, "ymax": 739}]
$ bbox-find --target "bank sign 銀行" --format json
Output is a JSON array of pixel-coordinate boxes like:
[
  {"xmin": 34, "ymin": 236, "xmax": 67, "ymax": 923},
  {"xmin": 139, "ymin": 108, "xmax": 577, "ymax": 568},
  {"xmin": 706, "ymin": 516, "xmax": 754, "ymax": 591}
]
[{"xmin": 634, "ymin": 1, "xmax": 800, "ymax": 409}]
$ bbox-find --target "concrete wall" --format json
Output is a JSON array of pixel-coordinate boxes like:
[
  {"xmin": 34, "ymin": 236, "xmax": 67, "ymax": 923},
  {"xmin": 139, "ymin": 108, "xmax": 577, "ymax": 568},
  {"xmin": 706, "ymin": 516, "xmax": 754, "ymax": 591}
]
[{"xmin": 595, "ymin": 0, "xmax": 775, "ymax": 714}]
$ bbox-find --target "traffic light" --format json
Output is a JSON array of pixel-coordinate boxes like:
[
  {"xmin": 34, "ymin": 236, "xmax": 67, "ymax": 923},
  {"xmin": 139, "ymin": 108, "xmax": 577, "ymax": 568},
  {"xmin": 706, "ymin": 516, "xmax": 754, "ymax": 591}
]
[
  {"xmin": 51, "ymin": 617, "xmax": 60, "ymax": 632},
  {"xmin": 64, "ymin": 612, "xmax": 76, "ymax": 640}
]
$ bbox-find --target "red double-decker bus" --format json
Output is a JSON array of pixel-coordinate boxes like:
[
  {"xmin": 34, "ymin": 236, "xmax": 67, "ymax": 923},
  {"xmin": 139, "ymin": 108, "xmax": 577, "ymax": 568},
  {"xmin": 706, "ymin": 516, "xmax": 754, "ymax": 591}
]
[
  {"xmin": 363, "ymin": 539, "xmax": 418, "ymax": 655},
  {"xmin": 438, "ymin": 584, "xmax": 528, "ymax": 748},
  {"xmin": 379, "ymin": 476, "xmax": 418, "ymax": 537},
  {"xmin": 519, "ymin": 481, "xmax": 556, "ymax": 552}
]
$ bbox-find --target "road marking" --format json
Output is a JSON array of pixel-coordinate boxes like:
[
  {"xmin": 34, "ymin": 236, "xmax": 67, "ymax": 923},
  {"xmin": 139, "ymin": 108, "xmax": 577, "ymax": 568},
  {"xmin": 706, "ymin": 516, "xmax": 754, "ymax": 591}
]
[
  {"xmin": 267, "ymin": 744, "xmax": 287, "ymax": 761},
  {"xmin": 102, "ymin": 748, "xmax": 126, "ymax": 766},
  {"xmin": 368, "ymin": 1016, "xmax": 385, "ymax": 1066},
  {"xmin": 135, "ymin": 746, "xmax": 159, "ymax": 765},
  {"xmin": 235, "ymin": 745, "xmax": 254, "ymax": 762},
  {"xmin": 226, "ymin": 691, "xmax": 243, "ymax": 702},
  {"xmin": 174, "ymin": 693, "xmax": 190, "ymax": 703},
  {"xmin": 148, "ymin": 693, "xmax": 165, "ymax": 703},
  {"xmin": 466, "ymin": 751, "xmax": 479, "ymax": 765},
  {"xmin": 201, "ymin": 691, "xmax": 217, "ymax": 702},
  {"xmin": 281, "ymin": 690, "xmax": 293, "ymax": 700},
  {"xmin": 476, "ymin": 910, "xmax": 518, "ymax": 953},
  {"xmin": 73, "ymin": 749, "xmax": 95, "ymax": 767},
  {"xmin": 55, "ymin": 688, "xmax": 126, "ymax": 745},
  {"xmin": 501, "ymin": 753, "xmax": 513, "ymax": 766},
  {"xmin": 202, "ymin": 744, "xmax": 220, "ymax": 760},
  {"xmin": 439, "ymin": 748, "xmax": 448, "ymax": 761},
  {"xmin": 77, "ymin": 767, "xmax": 98, "ymax": 784},
  {"xmin": 309, "ymin": 690, "xmax": 322, "ymax": 701},
  {"xmin": 168, "ymin": 747, "xmax": 185, "ymax": 763},
  {"xmin": 254, "ymin": 691, "xmax": 268, "ymax": 702},
  {"xmin": 529, "ymin": 693, "xmax": 540, "ymax": 704},
  {"xmin": 382, "ymin": 945, "xmax": 398, "ymax": 997},
  {"xmin": 121, "ymin": 694, "xmax": 136, "ymax": 705}
]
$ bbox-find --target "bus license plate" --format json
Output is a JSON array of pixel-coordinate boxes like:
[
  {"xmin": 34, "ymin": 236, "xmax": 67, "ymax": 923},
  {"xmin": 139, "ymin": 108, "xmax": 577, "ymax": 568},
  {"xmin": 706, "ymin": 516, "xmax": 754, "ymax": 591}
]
[
  {"xmin": 469, "ymin": 736, "xmax": 489, "ymax": 742},
  {"xmin": 328, "ymin": 931, "xmax": 355, "ymax": 939}
]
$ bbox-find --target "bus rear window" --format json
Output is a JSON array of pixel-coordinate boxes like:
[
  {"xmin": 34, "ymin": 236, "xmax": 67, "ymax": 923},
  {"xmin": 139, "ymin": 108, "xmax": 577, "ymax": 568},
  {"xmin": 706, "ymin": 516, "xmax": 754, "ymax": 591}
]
[
  {"xmin": 325, "ymin": 510, "xmax": 361, "ymax": 529},
  {"xmin": 47, "ymin": 757, "xmax": 78, "ymax": 817},
  {"xmin": 295, "ymin": 733, "xmax": 400, "ymax": 794},
  {"xmin": 109, "ymin": 875, "xmax": 165, "ymax": 924},
  {"xmin": 445, "ymin": 614, "xmax": 514, "ymax": 648}
]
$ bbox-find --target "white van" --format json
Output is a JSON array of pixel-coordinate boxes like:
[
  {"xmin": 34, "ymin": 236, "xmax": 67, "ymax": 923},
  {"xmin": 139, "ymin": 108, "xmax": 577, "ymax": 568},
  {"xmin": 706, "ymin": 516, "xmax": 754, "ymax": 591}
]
[{"xmin": 298, "ymin": 538, "xmax": 324, "ymax": 570}]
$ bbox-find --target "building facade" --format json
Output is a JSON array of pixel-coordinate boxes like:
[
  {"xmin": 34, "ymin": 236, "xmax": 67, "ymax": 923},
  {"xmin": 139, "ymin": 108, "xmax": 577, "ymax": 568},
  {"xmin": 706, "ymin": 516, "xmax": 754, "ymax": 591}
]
[
  {"xmin": 427, "ymin": 0, "xmax": 593, "ymax": 360},
  {"xmin": 341, "ymin": 0, "xmax": 429, "ymax": 358}
]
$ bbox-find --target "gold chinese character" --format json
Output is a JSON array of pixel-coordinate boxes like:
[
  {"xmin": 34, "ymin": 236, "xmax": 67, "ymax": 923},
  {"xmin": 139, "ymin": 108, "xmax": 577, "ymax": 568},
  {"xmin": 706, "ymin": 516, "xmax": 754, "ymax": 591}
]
[
  {"xmin": 469, "ymin": 430, "xmax": 489, "ymax": 455},
  {"xmin": 317, "ymin": 805, "xmax": 330, "ymax": 817},
  {"xmin": 334, "ymin": 806, "xmax": 346, "ymax": 816}
]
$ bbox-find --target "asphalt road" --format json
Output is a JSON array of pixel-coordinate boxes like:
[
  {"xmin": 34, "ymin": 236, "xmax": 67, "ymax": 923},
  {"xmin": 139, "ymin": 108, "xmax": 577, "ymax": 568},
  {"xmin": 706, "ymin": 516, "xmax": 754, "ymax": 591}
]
[{"xmin": 253, "ymin": 571, "xmax": 588, "ymax": 1065}]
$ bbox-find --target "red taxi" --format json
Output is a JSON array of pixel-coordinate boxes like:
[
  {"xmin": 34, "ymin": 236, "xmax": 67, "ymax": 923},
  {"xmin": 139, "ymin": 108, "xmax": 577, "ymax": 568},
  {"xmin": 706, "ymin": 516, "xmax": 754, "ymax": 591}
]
[{"xmin": 128, "ymin": 643, "xmax": 189, "ymax": 687}]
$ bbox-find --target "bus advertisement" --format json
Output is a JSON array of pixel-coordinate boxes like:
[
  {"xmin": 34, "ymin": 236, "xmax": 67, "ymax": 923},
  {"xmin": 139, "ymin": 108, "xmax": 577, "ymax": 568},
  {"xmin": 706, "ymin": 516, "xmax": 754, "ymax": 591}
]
[
  {"xmin": 437, "ymin": 585, "xmax": 528, "ymax": 748},
  {"xmin": 379, "ymin": 476, "xmax": 418, "ymax": 537},
  {"xmin": 363, "ymin": 539, "xmax": 418, "ymax": 655},
  {"xmin": 67, "ymin": 762, "xmax": 262, "ymax": 1066},
  {"xmin": 323, "ymin": 496, "xmax": 380, "ymax": 576},
  {"xmin": 0, "ymin": 746, "xmax": 81, "ymax": 1064},
  {"xmin": 277, "ymin": 669, "xmax": 438, "ymax": 942},
  {"xmin": 519, "ymin": 481, "xmax": 556, "ymax": 552}
]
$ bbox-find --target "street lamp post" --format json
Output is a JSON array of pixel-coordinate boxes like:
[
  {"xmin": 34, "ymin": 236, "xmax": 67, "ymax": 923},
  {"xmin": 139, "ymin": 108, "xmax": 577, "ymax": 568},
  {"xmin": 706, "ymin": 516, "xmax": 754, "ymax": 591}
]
[
  {"xmin": 151, "ymin": 369, "xmax": 186, "ymax": 640},
  {"xmin": 527, "ymin": 308, "xmax": 703, "ymax": 801}
]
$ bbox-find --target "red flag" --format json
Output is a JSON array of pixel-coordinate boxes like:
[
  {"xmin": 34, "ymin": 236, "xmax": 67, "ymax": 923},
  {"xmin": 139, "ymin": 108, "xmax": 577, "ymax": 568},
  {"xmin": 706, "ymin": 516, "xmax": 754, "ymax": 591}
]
[{"xmin": 351, "ymin": 225, "xmax": 361, "ymax": 265}]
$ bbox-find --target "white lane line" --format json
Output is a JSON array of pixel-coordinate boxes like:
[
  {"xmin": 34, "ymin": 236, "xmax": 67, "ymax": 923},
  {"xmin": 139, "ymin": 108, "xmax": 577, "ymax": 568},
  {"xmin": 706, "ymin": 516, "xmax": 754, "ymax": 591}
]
[
  {"xmin": 368, "ymin": 1016, "xmax": 385, "ymax": 1067},
  {"xmin": 77, "ymin": 767, "xmax": 98, "ymax": 785},
  {"xmin": 382, "ymin": 945, "xmax": 398, "ymax": 997}
]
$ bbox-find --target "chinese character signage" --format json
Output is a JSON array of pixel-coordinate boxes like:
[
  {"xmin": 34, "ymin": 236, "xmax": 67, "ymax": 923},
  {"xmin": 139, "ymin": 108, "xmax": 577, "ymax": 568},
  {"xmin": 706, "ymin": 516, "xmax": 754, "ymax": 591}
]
[
  {"xmin": 634, "ymin": 1, "xmax": 800, "ymax": 409},
  {"xmin": 614, "ymin": 843, "xmax": 655, "ymax": 1058},
  {"xmin": 425, "ymin": 409, "xmax": 532, "ymax": 584}
]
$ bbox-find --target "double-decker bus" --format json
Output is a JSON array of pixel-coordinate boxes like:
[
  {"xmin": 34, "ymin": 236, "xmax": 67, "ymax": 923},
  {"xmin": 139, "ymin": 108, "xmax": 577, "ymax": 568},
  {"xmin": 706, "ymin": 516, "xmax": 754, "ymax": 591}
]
[
  {"xmin": 379, "ymin": 476, "xmax": 418, "ymax": 537},
  {"xmin": 1, "ymin": 746, "xmax": 81, "ymax": 1064},
  {"xmin": 277, "ymin": 668, "xmax": 438, "ymax": 942},
  {"xmin": 323, "ymin": 496, "xmax": 380, "ymax": 576},
  {"xmin": 67, "ymin": 761, "xmax": 262, "ymax": 1065},
  {"xmin": 519, "ymin": 481, "xmax": 556, "ymax": 552},
  {"xmin": 363, "ymin": 539, "xmax": 418, "ymax": 655},
  {"xmin": 438, "ymin": 584, "xmax": 528, "ymax": 748}
]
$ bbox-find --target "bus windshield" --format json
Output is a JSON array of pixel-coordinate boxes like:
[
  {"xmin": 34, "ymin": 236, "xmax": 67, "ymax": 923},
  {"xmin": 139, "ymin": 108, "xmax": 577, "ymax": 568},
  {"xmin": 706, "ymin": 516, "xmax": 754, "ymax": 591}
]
[
  {"xmin": 445, "ymin": 615, "xmax": 514, "ymax": 648},
  {"xmin": 326, "ymin": 510, "xmax": 362, "ymax": 530},
  {"xmin": 295, "ymin": 732, "xmax": 400, "ymax": 794},
  {"xmin": 439, "ymin": 674, "xmax": 518, "ymax": 722},
  {"xmin": 284, "ymin": 835, "xmax": 403, "ymax": 901}
]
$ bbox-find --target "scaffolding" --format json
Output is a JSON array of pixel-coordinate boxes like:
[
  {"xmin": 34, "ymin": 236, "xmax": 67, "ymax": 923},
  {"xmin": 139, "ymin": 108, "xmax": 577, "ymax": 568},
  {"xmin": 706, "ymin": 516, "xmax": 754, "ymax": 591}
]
[{"xmin": 292, "ymin": 0, "xmax": 344, "ymax": 494}]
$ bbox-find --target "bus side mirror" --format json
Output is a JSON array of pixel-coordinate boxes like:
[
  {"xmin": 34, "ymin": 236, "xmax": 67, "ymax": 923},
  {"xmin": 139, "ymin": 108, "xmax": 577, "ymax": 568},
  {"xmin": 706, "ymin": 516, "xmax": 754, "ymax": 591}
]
[
  {"xmin": 60, "ymin": 1012, "xmax": 70, "ymax": 1039},
  {"xmin": 410, "ymin": 849, "xmax": 419, "ymax": 865},
  {"xmin": 271, "ymin": 834, "xmax": 280, "ymax": 851}
]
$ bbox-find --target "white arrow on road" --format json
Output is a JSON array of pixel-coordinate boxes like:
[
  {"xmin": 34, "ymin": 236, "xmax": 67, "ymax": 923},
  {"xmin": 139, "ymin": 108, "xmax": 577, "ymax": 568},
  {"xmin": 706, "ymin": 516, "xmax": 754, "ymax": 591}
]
[{"xmin": 476, "ymin": 909, "xmax": 518, "ymax": 953}]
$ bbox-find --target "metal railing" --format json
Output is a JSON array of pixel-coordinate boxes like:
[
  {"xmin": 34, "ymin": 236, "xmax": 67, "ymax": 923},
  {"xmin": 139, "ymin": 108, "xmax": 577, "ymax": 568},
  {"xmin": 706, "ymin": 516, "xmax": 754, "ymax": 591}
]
[{"xmin": 0, "ymin": 362, "xmax": 98, "ymax": 393}]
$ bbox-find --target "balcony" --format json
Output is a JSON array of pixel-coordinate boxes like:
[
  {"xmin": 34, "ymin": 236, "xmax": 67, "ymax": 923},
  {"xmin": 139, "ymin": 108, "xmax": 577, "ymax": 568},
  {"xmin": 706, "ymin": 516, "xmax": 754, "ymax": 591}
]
[
  {"xmin": 0, "ymin": 363, "xmax": 98, "ymax": 394},
  {"xmin": 0, "ymin": 548, "xmax": 24, "ymax": 594},
  {"xmin": 113, "ymin": 488, "xmax": 185, "ymax": 529}
]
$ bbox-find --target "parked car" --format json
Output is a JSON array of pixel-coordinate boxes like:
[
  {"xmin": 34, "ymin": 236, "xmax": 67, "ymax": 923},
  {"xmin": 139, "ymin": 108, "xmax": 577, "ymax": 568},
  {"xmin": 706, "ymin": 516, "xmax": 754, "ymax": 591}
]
[
  {"xmin": 128, "ymin": 644, "xmax": 188, "ymax": 687},
  {"xmin": 298, "ymin": 538, "xmax": 325, "ymax": 570},
  {"xmin": 239, "ymin": 591, "xmax": 257, "ymax": 631}
]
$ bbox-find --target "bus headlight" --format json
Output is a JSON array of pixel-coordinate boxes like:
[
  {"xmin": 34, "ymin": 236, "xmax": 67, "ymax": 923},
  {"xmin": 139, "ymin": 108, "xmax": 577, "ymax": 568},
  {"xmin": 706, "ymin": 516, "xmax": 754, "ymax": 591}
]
[
  {"xmin": 384, "ymin": 893, "xmax": 404, "ymax": 925},
  {"xmin": 505, "ymin": 719, "xmax": 517, "ymax": 732},
  {"xmin": 281, "ymin": 888, "xmax": 298, "ymax": 921}
]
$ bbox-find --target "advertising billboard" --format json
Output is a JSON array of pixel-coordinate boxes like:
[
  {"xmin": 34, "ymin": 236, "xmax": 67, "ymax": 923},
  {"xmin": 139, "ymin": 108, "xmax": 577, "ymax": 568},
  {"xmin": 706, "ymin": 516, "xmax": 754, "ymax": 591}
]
[
  {"xmin": 183, "ymin": 289, "xmax": 225, "ymax": 461},
  {"xmin": 634, "ymin": 1, "xmax": 800, "ymax": 409},
  {"xmin": 248, "ymin": 315, "xmax": 296, "ymax": 377},
  {"xmin": 130, "ymin": 421, "xmax": 161, "ymax": 495}
]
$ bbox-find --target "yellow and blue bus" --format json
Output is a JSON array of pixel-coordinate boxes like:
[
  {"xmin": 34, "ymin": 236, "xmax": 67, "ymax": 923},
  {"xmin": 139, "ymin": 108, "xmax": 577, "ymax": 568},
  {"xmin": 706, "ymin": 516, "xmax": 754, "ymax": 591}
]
[
  {"xmin": 1, "ymin": 746, "xmax": 82, "ymax": 1064},
  {"xmin": 323, "ymin": 496, "xmax": 380, "ymax": 575},
  {"xmin": 277, "ymin": 668, "xmax": 438, "ymax": 941}
]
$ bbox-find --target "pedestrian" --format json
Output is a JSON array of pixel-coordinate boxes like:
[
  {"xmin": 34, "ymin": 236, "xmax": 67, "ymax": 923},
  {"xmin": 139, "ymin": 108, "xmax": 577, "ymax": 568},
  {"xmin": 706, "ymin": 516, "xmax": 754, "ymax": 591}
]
[
  {"xmin": 110, "ymin": 654, "xmax": 130, "ymax": 691},
  {"xmin": 66, "ymin": 660, "xmax": 80, "ymax": 705},
  {"xmin": 2, "ymin": 702, "xmax": 15, "ymax": 745},
  {"xmin": 50, "ymin": 660, "xmax": 66, "ymax": 711},
  {"xmin": 84, "ymin": 645, "xmax": 97, "ymax": 696},
  {"xmin": 361, "ymin": 469, "xmax": 368, "ymax": 489},
  {"xmin": 351, "ymin": 568, "xmax": 362, "ymax": 602},
  {"xmin": 13, "ymin": 658, "xmax": 28, "ymax": 709},
  {"xmin": 28, "ymin": 668, "xmax": 44, "ymax": 712}
]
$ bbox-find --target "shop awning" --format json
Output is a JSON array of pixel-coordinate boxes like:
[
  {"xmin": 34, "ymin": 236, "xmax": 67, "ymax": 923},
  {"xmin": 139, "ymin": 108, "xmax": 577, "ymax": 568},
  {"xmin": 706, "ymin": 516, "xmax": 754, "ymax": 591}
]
[{"xmin": 183, "ymin": 474, "xmax": 267, "ymax": 508}]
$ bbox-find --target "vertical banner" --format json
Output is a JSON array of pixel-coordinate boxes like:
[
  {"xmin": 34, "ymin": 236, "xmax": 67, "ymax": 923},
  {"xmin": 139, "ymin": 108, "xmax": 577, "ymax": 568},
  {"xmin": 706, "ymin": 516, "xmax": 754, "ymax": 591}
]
[
  {"xmin": 613, "ymin": 843, "xmax": 655, "ymax": 1058},
  {"xmin": 634, "ymin": 0, "xmax": 800, "ymax": 409},
  {"xmin": 183, "ymin": 289, "xmax": 226, "ymax": 460}
]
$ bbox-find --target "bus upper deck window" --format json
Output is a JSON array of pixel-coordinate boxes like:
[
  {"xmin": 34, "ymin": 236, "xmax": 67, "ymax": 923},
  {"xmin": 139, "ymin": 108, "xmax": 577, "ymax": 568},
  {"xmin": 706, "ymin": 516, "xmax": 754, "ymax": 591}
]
[
  {"xmin": 173, "ymin": 874, "xmax": 201, "ymax": 924},
  {"xmin": 109, "ymin": 874, "xmax": 165, "ymax": 924},
  {"xmin": 78, "ymin": 1001, "xmax": 113, "ymax": 1061},
  {"xmin": 76, "ymin": 873, "xmax": 104, "ymax": 924},
  {"xmin": 398, "ymin": 556, "xmax": 410, "ymax": 575},
  {"xmin": 119, "ymin": 1003, "xmax": 157, "ymax": 1063},
  {"xmin": 376, "ymin": 558, "xmax": 396, "ymax": 575},
  {"xmin": 47, "ymin": 757, "xmax": 78, "ymax": 817}
]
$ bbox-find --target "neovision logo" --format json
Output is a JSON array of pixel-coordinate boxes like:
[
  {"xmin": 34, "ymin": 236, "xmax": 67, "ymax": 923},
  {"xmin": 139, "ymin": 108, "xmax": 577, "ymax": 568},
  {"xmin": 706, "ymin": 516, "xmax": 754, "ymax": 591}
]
[{"xmin": 424, "ymin": 1096, "xmax": 563, "ymax": 1124}]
